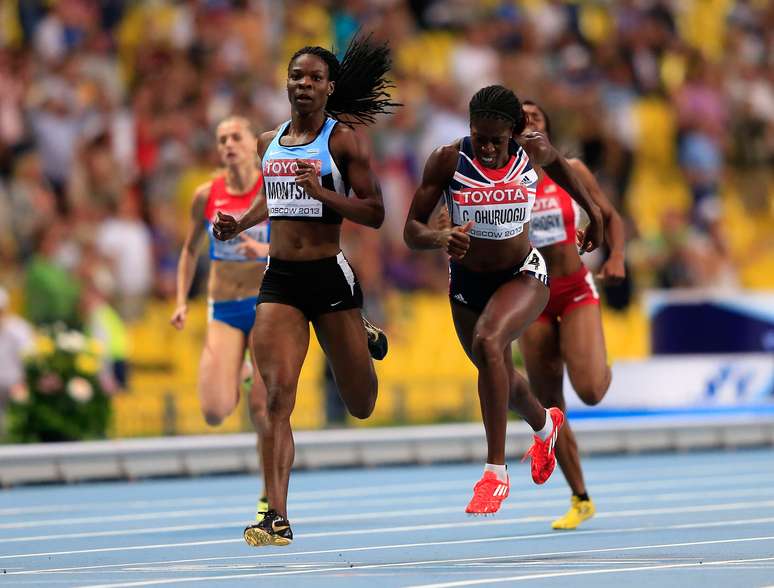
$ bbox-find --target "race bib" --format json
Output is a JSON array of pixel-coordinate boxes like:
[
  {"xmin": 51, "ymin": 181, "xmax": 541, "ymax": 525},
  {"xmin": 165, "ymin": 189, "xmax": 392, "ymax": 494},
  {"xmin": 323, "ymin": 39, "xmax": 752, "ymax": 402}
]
[
  {"xmin": 529, "ymin": 209, "xmax": 567, "ymax": 248},
  {"xmin": 209, "ymin": 222, "xmax": 269, "ymax": 261},
  {"xmin": 529, "ymin": 193, "xmax": 575, "ymax": 247},
  {"xmin": 263, "ymin": 158, "xmax": 323, "ymax": 218},
  {"xmin": 451, "ymin": 183, "xmax": 533, "ymax": 240}
]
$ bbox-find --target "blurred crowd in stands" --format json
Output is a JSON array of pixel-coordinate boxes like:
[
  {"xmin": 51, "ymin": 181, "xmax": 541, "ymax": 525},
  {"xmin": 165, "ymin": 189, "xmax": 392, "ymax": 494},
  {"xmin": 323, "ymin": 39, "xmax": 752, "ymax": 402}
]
[{"xmin": 0, "ymin": 0, "xmax": 771, "ymax": 334}]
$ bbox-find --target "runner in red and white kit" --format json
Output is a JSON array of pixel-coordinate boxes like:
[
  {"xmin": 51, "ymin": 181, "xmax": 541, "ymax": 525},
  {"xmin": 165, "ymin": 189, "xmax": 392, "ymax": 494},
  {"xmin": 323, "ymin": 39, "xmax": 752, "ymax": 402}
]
[{"xmin": 518, "ymin": 101, "xmax": 626, "ymax": 529}]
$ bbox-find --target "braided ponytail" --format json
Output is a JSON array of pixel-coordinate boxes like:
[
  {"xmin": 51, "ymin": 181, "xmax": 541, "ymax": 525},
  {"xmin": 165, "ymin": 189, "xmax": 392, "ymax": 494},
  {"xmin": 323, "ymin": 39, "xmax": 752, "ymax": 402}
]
[{"xmin": 289, "ymin": 33, "xmax": 400, "ymax": 126}]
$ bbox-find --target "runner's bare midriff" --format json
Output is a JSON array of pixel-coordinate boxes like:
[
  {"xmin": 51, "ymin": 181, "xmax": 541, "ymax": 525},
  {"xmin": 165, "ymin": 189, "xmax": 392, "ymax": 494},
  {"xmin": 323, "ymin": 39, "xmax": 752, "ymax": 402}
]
[
  {"xmin": 209, "ymin": 260, "xmax": 264, "ymax": 301},
  {"xmin": 459, "ymin": 231, "xmax": 533, "ymax": 272},
  {"xmin": 539, "ymin": 241, "xmax": 583, "ymax": 278},
  {"xmin": 268, "ymin": 219, "xmax": 342, "ymax": 261}
]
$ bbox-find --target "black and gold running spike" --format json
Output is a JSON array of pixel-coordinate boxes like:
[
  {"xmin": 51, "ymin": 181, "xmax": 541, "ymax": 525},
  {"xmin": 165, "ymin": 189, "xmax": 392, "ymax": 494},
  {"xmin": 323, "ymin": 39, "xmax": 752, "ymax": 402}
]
[
  {"xmin": 362, "ymin": 315, "xmax": 388, "ymax": 360},
  {"xmin": 244, "ymin": 509, "xmax": 293, "ymax": 547}
]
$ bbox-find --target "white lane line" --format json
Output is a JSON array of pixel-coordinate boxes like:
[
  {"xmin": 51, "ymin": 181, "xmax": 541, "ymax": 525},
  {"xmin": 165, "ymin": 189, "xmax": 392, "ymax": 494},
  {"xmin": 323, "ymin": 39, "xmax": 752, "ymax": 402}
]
[
  {"xmin": 10, "ymin": 519, "xmax": 774, "ymax": 577},
  {"xmin": 0, "ymin": 496, "xmax": 255, "ymax": 518},
  {"xmin": 4, "ymin": 482, "xmax": 774, "ymax": 531},
  {"xmin": 0, "ymin": 508, "xmax": 250, "ymax": 530},
  {"xmin": 74, "ymin": 546, "xmax": 774, "ymax": 588},
  {"xmin": 2, "ymin": 459, "xmax": 770, "ymax": 517},
  {"xmin": 0, "ymin": 479, "xmax": 471, "ymax": 518},
  {"xmin": 5, "ymin": 508, "xmax": 774, "ymax": 563},
  {"xmin": 3, "ymin": 497, "xmax": 774, "ymax": 546},
  {"xmin": 0, "ymin": 522, "xmax": 245, "ymax": 544},
  {"xmin": 138, "ymin": 536, "xmax": 774, "ymax": 573},
  {"xmin": 0, "ymin": 480, "xmax": 465, "ymax": 517},
  {"xmin": 1, "ymin": 504, "xmax": 454, "ymax": 545},
  {"xmin": 407, "ymin": 556, "xmax": 774, "ymax": 588}
]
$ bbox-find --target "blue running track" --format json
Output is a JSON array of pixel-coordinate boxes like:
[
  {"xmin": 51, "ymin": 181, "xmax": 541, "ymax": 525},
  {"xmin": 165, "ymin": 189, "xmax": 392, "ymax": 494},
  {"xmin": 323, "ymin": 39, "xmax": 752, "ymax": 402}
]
[{"xmin": 1, "ymin": 448, "xmax": 773, "ymax": 587}]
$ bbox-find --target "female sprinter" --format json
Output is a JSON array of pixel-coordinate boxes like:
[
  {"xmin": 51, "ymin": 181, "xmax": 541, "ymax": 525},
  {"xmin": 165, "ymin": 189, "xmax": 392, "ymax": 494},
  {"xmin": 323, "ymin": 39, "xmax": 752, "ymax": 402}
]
[
  {"xmin": 404, "ymin": 86, "xmax": 603, "ymax": 515},
  {"xmin": 213, "ymin": 36, "xmax": 397, "ymax": 546},
  {"xmin": 171, "ymin": 116, "xmax": 272, "ymax": 521},
  {"xmin": 519, "ymin": 101, "xmax": 625, "ymax": 529}
]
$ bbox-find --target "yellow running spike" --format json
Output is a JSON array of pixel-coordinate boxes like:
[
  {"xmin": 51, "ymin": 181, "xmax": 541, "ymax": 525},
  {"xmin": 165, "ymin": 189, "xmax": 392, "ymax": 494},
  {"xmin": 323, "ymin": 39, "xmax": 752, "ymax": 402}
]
[
  {"xmin": 552, "ymin": 496, "xmax": 596, "ymax": 530},
  {"xmin": 256, "ymin": 496, "xmax": 269, "ymax": 522}
]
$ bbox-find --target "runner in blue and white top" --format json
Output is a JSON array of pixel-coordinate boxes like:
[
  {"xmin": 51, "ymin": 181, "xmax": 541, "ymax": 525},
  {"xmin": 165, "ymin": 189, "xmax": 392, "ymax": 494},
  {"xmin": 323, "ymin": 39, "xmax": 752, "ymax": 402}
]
[
  {"xmin": 212, "ymin": 35, "xmax": 399, "ymax": 546},
  {"xmin": 262, "ymin": 117, "xmax": 348, "ymax": 223}
]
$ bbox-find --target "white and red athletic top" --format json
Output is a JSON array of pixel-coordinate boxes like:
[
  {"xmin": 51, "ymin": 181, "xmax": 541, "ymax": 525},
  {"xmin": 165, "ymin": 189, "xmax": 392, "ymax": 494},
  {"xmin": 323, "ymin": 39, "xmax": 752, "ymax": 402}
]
[
  {"xmin": 204, "ymin": 175, "xmax": 270, "ymax": 262},
  {"xmin": 528, "ymin": 174, "xmax": 581, "ymax": 249}
]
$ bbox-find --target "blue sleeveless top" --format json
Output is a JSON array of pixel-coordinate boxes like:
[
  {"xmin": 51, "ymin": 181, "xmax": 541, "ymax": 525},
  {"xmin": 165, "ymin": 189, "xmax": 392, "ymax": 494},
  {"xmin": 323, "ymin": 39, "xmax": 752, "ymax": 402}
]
[{"xmin": 261, "ymin": 117, "xmax": 349, "ymax": 224}]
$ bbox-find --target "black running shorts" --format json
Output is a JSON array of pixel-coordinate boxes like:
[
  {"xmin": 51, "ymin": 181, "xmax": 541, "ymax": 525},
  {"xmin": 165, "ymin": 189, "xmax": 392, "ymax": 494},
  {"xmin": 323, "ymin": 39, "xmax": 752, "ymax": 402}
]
[
  {"xmin": 449, "ymin": 247, "xmax": 549, "ymax": 313},
  {"xmin": 259, "ymin": 252, "xmax": 363, "ymax": 319}
]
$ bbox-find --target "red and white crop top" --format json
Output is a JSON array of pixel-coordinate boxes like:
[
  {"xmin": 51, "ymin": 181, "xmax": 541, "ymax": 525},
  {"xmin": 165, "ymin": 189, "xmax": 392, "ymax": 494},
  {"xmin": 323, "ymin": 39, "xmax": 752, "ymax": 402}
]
[{"xmin": 528, "ymin": 174, "xmax": 581, "ymax": 249}]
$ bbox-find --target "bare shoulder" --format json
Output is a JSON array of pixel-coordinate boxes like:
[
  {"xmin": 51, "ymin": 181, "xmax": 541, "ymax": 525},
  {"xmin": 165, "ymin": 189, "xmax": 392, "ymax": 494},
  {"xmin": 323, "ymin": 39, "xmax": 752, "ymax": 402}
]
[
  {"xmin": 331, "ymin": 122, "xmax": 365, "ymax": 148},
  {"xmin": 193, "ymin": 180, "xmax": 213, "ymax": 204},
  {"xmin": 190, "ymin": 180, "xmax": 214, "ymax": 217},
  {"xmin": 425, "ymin": 140, "xmax": 461, "ymax": 176},
  {"xmin": 257, "ymin": 127, "xmax": 281, "ymax": 158},
  {"xmin": 435, "ymin": 139, "xmax": 462, "ymax": 161},
  {"xmin": 330, "ymin": 122, "xmax": 372, "ymax": 163}
]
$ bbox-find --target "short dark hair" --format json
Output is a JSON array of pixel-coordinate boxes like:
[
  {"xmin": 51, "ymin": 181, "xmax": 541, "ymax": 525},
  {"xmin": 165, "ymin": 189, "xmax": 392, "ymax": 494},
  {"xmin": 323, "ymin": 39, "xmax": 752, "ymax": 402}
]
[
  {"xmin": 522, "ymin": 100, "xmax": 552, "ymax": 138},
  {"xmin": 290, "ymin": 33, "xmax": 400, "ymax": 126},
  {"xmin": 469, "ymin": 85, "xmax": 525, "ymax": 134}
]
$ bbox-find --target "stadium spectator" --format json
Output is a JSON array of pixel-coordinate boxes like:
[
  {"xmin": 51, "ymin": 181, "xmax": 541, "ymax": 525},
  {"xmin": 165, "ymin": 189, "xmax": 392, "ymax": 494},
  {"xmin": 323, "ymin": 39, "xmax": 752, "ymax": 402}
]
[
  {"xmin": 23, "ymin": 222, "xmax": 81, "ymax": 327},
  {"xmin": 0, "ymin": 0, "xmax": 769, "ymax": 414},
  {"xmin": 0, "ymin": 287, "xmax": 33, "ymax": 434}
]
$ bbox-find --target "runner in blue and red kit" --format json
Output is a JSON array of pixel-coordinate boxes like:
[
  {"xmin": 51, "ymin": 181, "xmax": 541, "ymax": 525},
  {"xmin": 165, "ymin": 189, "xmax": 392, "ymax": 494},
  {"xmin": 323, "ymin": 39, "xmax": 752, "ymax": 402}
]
[{"xmin": 171, "ymin": 116, "xmax": 272, "ymax": 522}]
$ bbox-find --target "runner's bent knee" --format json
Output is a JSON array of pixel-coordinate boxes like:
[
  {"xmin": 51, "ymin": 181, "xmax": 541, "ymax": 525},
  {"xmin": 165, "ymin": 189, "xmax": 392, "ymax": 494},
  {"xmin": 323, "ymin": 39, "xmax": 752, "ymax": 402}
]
[
  {"xmin": 338, "ymin": 371, "xmax": 377, "ymax": 419},
  {"xmin": 471, "ymin": 330, "xmax": 505, "ymax": 369},
  {"xmin": 570, "ymin": 368, "xmax": 610, "ymax": 406}
]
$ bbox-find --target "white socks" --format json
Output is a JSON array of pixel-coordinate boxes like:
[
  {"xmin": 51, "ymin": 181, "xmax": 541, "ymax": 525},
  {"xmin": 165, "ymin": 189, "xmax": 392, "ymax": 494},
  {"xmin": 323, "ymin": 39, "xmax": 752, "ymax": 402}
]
[
  {"xmin": 535, "ymin": 408, "xmax": 554, "ymax": 441},
  {"xmin": 482, "ymin": 410, "xmax": 553, "ymax": 482},
  {"xmin": 484, "ymin": 463, "xmax": 508, "ymax": 482}
]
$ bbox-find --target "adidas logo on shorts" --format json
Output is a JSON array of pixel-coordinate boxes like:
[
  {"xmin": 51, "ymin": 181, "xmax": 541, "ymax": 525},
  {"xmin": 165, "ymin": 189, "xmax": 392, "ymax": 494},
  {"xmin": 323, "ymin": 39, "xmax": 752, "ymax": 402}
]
[{"xmin": 454, "ymin": 293, "xmax": 468, "ymax": 304}]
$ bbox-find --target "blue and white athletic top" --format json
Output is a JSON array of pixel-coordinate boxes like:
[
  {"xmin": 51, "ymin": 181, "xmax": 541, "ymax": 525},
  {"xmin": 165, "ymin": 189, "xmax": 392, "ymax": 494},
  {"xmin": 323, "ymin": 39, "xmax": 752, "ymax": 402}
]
[{"xmin": 261, "ymin": 117, "xmax": 349, "ymax": 224}]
